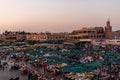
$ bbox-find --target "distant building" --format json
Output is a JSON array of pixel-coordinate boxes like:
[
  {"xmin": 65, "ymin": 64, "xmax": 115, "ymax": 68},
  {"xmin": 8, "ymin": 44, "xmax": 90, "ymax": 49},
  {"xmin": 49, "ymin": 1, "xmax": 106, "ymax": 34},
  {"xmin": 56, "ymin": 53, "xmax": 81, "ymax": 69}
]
[
  {"xmin": 70, "ymin": 27, "xmax": 105, "ymax": 40},
  {"xmin": 113, "ymin": 30, "xmax": 120, "ymax": 39},
  {"xmin": 2, "ymin": 20, "xmax": 115, "ymax": 43},
  {"xmin": 64, "ymin": 20, "xmax": 114, "ymax": 47},
  {"xmin": 26, "ymin": 32, "xmax": 69, "ymax": 43},
  {"xmin": 105, "ymin": 20, "xmax": 113, "ymax": 39},
  {"xmin": 3, "ymin": 30, "xmax": 28, "ymax": 41},
  {"xmin": 26, "ymin": 33, "xmax": 48, "ymax": 42},
  {"xmin": 69, "ymin": 20, "xmax": 115, "ymax": 41},
  {"xmin": 0, "ymin": 34, "xmax": 6, "ymax": 41},
  {"xmin": 47, "ymin": 33, "xmax": 69, "ymax": 42}
]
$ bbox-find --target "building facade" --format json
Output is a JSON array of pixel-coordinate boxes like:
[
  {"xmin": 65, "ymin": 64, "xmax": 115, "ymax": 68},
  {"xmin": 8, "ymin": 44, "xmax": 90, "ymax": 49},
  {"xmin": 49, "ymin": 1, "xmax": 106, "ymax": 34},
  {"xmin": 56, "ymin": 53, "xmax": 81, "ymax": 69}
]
[
  {"xmin": 26, "ymin": 33, "xmax": 48, "ymax": 42},
  {"xmin": 3, "ymin": 30, "xmax": 28, "ymax": 41},
  {"xmin": 70, "ymin": 27, "xmax": 105, "ymax": 40},
  {"xmin": 47, "ymin": 33, "xmax": 69, "ymax": 41},
  {"xmin": 0, "ymin": 34, "xmax": 6, "ymax": 41},
  {"xmin": 105, "ymin": 20, "xmax": 113, "ymax": 39},
  {"xmin": 26, "ymin": 32, "xmax": 69, "ymax": 43},
  {"xmin": 69, "ymin": 20, "xmax": 114, "ymax": 41},
  {"xmin": 1, "ymin": 20, "xmax": 114, "ymax": 43},
  {"xmin": 113, "ymin": 30, "xmax": 120, "ymax": 39}
]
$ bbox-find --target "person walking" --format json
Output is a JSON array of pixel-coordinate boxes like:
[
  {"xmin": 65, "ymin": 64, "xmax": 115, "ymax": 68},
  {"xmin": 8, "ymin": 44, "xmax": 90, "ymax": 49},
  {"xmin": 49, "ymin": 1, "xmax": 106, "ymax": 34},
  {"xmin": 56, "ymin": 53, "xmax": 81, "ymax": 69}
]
[
  {"xmin": 2, "ymin": 65, "xmax": 4, "ymax": 71},
  {"xmin": 28, "ymin": 72, "xmax": 32, "ymax": 80}
]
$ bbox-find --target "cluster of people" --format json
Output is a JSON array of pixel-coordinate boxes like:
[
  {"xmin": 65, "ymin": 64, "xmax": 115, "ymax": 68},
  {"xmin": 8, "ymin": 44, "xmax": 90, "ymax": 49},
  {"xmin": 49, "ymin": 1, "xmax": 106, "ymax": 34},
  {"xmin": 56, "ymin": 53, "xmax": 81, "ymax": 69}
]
[{"xmin": 0, "ymin": 44, "xmax": 119, "ymax": 80}]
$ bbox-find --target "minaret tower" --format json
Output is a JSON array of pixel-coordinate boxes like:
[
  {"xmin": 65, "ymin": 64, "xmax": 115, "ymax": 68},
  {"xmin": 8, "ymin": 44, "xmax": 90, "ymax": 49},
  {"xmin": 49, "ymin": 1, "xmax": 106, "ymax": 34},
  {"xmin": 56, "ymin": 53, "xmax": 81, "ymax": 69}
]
[{"xmin": 105, "ymin": 19, "xmax": 113, "ymax": 39}]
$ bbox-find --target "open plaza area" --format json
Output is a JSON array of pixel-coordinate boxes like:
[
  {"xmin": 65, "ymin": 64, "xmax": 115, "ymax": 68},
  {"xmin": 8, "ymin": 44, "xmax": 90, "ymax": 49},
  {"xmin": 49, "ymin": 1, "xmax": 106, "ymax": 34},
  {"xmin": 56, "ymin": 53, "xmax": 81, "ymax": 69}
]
[
  {"xmin": 0, "ymin": 69, "xmax": 27, "ymax": 80},
  {"xmin": 0, "ymin": 43, "xmax": 119, "ymax": 80},
  {"xmin": 0, "ymin": 0, "xmax": 120, "ymax": 80}
]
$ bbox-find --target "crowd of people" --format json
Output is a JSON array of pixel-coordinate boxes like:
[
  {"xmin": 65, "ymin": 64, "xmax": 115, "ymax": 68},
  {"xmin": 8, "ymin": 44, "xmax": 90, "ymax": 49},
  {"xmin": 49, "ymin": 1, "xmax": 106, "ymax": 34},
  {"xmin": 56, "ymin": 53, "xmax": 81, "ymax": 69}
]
[{"xmin": 0, "ymin": 43, "xmax": 119, "ymax": 80}]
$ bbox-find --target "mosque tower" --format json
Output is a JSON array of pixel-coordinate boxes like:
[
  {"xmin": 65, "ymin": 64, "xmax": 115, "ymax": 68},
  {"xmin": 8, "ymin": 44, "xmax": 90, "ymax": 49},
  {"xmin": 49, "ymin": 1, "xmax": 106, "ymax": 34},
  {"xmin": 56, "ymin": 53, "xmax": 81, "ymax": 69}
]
[{"xmin": 105, "ymin": 19, "xmax": 113, "ymax": 39}]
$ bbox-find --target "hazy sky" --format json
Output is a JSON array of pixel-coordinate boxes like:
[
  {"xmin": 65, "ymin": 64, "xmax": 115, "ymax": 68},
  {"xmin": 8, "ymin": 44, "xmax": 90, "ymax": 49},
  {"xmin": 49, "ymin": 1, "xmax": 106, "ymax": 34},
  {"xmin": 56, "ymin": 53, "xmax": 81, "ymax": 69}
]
[{"xmin": 0, "ymin": 0, "xmax": 120, "ymax": 33}]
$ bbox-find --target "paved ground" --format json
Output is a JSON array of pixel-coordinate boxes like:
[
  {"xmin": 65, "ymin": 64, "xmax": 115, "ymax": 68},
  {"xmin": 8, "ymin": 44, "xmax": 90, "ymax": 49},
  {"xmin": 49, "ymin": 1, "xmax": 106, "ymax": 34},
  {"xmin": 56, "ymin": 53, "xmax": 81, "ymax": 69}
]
[{"xmin": 0, "ymin": 69, "xmax": 27, "ymax": 80}]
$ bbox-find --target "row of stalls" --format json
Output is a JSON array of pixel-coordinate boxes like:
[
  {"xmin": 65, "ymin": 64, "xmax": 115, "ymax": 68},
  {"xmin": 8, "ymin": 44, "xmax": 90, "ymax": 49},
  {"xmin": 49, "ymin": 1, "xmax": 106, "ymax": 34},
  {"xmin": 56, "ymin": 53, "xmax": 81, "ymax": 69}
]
[{"xmin": 0, "ymin": 43, "xmax": 120, "ymax": 79}]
